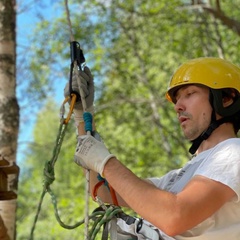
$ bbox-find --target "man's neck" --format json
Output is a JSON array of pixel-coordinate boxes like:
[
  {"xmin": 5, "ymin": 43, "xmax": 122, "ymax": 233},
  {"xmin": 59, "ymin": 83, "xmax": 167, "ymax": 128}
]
[{"xmin": 196, "ymin": 122, "xmax": 236, "ymax": 154}]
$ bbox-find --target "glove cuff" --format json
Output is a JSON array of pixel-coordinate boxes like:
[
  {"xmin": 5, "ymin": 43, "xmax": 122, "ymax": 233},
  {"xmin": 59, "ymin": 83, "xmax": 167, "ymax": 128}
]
[
  {"xmin": 98, "ymin": 154, "xmax": 115, "ymax": 177},
  {"xmin": 74, "ymin": 135, "xmax": 115, "ymax": 176}
]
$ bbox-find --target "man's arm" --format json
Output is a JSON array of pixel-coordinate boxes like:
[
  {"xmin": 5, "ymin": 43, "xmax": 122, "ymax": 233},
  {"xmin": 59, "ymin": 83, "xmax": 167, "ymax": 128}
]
[
  {"xmin": 77, "ymin": 121, "xmax": 129, "ymax": 206},
  {"xmin": 103, "ymin": 157, "xmax": 236, "ymax": 236},
  {"xmin": 70, "ymin": 66, "xmax": 236, "ymax": 236}
]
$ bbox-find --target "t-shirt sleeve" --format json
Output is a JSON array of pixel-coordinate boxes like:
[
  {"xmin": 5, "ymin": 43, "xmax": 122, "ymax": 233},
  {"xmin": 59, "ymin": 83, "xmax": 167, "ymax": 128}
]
[
  {"xmin": 148, "ymin": 169, "xmax": 181, "ymax": 190},
  {"xmin": 193, "ymin": 140, "xmax": 240, "ymax": 202}
]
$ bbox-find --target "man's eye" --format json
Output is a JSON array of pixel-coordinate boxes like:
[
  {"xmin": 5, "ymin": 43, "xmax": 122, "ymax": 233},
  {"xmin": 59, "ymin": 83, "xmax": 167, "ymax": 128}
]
[{"xmin": 186, "ymin": 91, "xmax": 195, "ymax": 97}]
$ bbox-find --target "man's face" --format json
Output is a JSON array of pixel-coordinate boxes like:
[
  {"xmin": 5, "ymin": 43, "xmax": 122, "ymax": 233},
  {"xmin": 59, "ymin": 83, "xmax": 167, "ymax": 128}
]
[{"xmin": 174, "ymin": 85, "xmax": 212, "ymax": 141}]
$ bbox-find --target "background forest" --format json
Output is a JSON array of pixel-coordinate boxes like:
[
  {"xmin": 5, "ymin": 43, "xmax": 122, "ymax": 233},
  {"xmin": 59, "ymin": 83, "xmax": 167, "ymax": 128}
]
[{"xmin": 15, "ymin": 0, "xmax": 240, "ymax": 239}]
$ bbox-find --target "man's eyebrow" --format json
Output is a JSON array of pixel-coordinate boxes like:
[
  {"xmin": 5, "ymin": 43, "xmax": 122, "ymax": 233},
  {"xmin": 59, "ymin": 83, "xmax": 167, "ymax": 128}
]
[{"xmin": 174, "ymin": 85, "xmax": 192, "ymax": 99}]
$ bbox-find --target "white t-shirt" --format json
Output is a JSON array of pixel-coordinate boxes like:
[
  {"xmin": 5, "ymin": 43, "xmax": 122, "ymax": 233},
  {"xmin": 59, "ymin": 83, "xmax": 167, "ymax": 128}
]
[{"xmin": 148, "ymin": 138, "xmax": 240, "ymax": 240}]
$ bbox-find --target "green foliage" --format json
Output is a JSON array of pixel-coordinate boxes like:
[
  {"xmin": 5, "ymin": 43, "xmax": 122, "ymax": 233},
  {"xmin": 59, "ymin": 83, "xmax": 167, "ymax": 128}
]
[
  {"xmin": 17, "ymin": 0, "xmax": 240, "ymax": 239},
  {"xmin": 17, "ymin": 100, "xmax": 100, "ymax": 239}
]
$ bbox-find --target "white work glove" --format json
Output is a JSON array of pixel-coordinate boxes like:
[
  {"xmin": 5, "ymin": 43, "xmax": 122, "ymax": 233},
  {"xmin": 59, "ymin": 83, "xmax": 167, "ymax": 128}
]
[
  {"xmin": 64, "ymin": 66, "xmax": 94, "ymax": 126},
  {"xmin": 74, "ymin": 135, "xmax": 115, "ymax": 176}
]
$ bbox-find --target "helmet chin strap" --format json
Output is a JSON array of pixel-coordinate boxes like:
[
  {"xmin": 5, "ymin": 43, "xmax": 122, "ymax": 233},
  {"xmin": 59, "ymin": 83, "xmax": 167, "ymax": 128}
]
[{"xmin": 189, "ymin": 114, "xmax": 231, "ymax": 155}]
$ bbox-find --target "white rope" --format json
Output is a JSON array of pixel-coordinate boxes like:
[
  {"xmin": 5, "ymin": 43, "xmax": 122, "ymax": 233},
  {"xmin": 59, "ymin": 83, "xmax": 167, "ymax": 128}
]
[
  {"xmin": 73, "ymin": 62, "xmax": 90, "ymax": 240},
  {"xmin": 64, "ymin": 0, "xmax": 74, "ymax": 42},
  {"xmin": 64, "ymin": 1, "xmax": 90, "ymax": 239}
]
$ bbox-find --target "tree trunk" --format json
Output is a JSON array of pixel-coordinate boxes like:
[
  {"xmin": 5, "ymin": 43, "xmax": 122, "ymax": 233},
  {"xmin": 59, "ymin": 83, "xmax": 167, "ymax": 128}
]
[{"xmin": 0, "ymin": 0, "xmax": 19, "ymax": 239}]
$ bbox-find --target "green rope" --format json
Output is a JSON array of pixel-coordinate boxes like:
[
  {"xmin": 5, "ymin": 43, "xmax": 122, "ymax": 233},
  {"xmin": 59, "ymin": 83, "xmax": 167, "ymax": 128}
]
[
  {"xmin": 89, "ymin": 206, "xmax": 123, "ymax": 240},
  {"xmin": 30, "ymin": 122, "xmax": 68, "ymax": 239},
  {"xmin": 29, "ymin": 120, "xmax": 123, "ymax": 240}
]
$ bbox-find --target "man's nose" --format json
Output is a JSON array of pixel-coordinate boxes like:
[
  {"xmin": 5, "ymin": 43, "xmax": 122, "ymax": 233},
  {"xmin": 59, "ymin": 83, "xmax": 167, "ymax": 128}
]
[{"xmin": 174, "ymin": 98, "xmax": 185, "ymax": 113}]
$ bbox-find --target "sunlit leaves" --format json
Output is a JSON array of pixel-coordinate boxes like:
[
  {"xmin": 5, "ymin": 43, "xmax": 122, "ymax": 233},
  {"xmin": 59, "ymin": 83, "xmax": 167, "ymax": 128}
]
[{"xmin": 17, "ymin": 1, "xmax": 240, "ymax": 239}]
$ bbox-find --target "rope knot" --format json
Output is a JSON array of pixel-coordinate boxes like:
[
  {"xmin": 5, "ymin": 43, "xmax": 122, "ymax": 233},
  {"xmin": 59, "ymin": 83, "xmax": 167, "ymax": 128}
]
[{"xmin": 43, "ymin": 161, "xmax": 55, "ymax": 188}]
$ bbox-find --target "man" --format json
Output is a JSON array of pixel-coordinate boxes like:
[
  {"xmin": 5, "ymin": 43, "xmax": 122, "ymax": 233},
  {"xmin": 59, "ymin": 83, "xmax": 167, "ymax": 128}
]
[{"xmin": 66, "ymin": 57, "xmax": 240, "ymax": 239}]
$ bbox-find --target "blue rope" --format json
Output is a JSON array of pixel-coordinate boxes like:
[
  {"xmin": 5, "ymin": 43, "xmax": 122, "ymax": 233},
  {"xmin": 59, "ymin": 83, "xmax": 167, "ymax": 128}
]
[{"xmin": 83, "ymin": 112, "xmax": 93, "ymax": 132}]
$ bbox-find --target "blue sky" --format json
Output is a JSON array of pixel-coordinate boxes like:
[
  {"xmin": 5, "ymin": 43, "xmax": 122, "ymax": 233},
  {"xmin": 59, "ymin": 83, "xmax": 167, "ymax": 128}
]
[{"xmin": 16, "ymin": 1, "xmax": 65, "ymax": 163}]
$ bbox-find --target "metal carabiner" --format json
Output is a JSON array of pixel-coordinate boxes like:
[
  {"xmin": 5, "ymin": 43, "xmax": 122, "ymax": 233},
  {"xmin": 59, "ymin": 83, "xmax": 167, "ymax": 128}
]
[{"xmin": 60, "ymin": 93, "xmax": 77, "ymax": 124}]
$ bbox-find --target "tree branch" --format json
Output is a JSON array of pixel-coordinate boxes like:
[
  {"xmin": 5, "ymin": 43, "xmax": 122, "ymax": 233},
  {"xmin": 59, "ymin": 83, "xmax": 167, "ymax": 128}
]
[{"xmin": 202, "ymin": 6, "xmax": 240, "ymax": 36}]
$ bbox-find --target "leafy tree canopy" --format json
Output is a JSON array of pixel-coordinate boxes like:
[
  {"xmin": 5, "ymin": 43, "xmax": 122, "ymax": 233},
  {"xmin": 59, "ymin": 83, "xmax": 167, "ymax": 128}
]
[{"xmin": 17, "ymin": 0, "xmax": 240, "ymax": 239}]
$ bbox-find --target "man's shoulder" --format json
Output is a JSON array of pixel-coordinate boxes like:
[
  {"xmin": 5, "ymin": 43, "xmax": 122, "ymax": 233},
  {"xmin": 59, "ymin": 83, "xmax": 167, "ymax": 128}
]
[{"xmin": 217, "ymin": 138, "xmax": 240, "ymax": 148}]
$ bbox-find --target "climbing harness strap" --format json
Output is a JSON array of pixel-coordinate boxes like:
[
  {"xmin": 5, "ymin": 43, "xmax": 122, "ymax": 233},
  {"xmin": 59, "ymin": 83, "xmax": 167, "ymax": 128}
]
[{"xmin": 95, "ymin": 206, "xmax": 162, "ymax": 240}]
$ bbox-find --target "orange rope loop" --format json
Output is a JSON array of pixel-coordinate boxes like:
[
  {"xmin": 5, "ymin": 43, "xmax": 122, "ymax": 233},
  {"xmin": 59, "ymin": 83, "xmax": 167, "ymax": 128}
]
[{"xmin": 93, "ymin": 180, "xmax": 119, "ymax": 206}]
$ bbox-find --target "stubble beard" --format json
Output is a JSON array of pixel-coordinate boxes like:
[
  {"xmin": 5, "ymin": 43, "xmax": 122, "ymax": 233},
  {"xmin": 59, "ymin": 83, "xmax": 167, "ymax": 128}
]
[
  {"xmin": 183, "ymin": 118, "xmax": 211, "ymax": 141},
  {"xmin": 183, "ymin": 126, "xmax": 202, "ymax": 141}
]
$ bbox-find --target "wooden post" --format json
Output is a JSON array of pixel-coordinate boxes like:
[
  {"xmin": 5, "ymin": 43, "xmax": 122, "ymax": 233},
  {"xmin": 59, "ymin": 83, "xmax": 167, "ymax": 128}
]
[
  {"xmin": 0, "ymin": 215, "xmax": 10, "ymax": 240},
  {"xmin": 0, "ymin": 156, "xmax": 19, "ymax": 200}
]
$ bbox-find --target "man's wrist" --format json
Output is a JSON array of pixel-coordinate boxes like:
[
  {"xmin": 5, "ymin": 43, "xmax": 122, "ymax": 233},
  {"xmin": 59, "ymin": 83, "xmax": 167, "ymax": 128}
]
[
  {"xmin": 102, "ymin": 156, "xmax": 118, "ymax": 177},
  {"xmin": 73, "ymin": 105, "xmax": 94, "ymax": 127},
  {"xmin": 73, "ymin": 109, "xmax": 84, "ymax": 127}
]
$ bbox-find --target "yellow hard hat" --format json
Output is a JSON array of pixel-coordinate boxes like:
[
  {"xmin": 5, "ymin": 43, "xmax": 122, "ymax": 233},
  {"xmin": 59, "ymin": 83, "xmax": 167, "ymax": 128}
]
[{"xmin": 166, "ymin": 57, "xmax": 240, "ymax": 103}]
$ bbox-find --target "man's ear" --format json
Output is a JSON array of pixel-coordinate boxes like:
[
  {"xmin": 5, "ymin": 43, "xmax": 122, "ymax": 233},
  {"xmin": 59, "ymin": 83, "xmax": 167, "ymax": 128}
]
[
  {"xmin": 223, "ymin": 97, "xmax": 233, "ymax": 107},
  {"xmin": 222, "ymin": 90, "xmax": 236, "ymax": 107}
]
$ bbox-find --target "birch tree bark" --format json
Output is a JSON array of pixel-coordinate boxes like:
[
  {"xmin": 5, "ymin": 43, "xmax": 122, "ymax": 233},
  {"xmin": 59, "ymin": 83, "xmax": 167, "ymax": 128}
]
[{"xmin": 0, "ymin": 0, "xmax": 19, "ymax": 239}]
